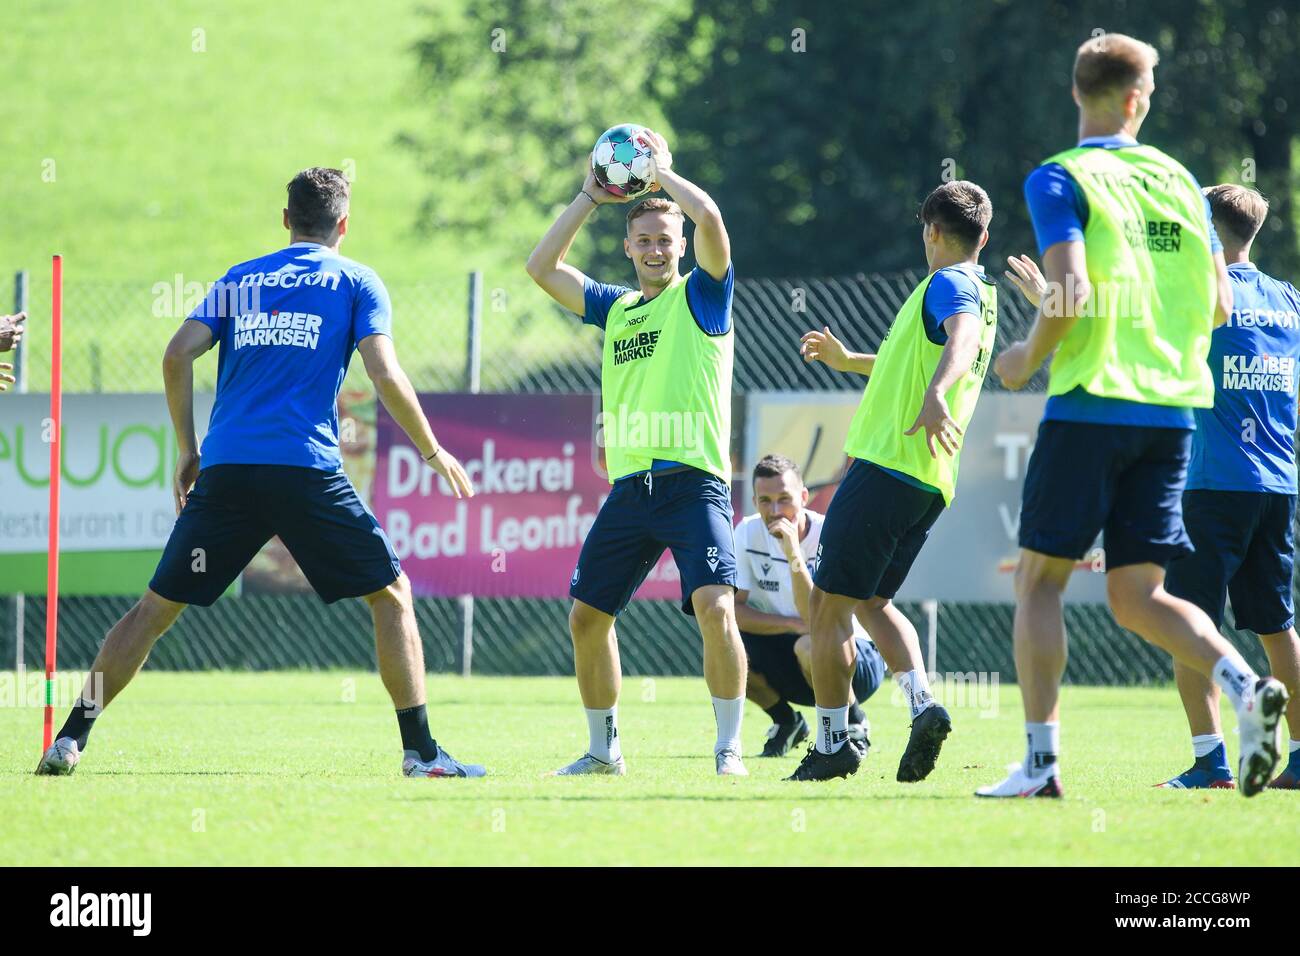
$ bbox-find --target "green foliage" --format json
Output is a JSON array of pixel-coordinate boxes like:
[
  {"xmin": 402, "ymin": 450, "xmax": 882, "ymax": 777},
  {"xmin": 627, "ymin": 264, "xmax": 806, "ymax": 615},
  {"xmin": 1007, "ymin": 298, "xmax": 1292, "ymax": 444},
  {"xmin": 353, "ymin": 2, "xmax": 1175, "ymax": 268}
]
[{"xmin": 401, "ymin": 0, "xmax": 692, "ymax": 270}]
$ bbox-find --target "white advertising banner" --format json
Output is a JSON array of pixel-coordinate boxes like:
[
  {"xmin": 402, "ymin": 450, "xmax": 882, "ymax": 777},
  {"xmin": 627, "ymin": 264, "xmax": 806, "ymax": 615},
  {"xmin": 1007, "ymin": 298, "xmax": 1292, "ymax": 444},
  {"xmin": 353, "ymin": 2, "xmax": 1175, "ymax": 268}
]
[
  {"xmin": 0, "ymin": 393, "xmax": 213, "ymax": 554},
  {"xmin": 743, "ymin": 390, "xmax": 1109, "ymax": 603}
]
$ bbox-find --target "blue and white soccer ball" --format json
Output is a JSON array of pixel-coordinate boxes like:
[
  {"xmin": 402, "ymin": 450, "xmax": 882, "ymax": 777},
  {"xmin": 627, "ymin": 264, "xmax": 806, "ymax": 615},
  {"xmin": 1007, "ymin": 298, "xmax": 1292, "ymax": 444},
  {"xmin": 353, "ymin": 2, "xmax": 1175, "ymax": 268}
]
[{"xmin": 591, "ymin": 124, "xmax": 657, "ymax": 199}]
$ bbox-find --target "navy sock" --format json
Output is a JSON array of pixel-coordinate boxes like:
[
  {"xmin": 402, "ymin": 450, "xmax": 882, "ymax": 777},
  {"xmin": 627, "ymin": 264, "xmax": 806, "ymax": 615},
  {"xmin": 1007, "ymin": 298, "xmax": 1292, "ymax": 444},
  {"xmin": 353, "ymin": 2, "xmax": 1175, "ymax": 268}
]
[
  {"xmin": 847, "ymin": 701, "xmax": 865, "ymax": 725},
  {"xmin": 395, "ymin": 705, "xmax": 439, "ymax": 762},
  {"xmin": 1195, "ymin": 742, "xmax": 1230, "ymax": 771},
  {"xmin": 56, "ymin": 698, "xmax": 100, "ymax": 751},
  {"xmin": 764, "ymin": 700, "xmax": 795, "ymax": 725}
]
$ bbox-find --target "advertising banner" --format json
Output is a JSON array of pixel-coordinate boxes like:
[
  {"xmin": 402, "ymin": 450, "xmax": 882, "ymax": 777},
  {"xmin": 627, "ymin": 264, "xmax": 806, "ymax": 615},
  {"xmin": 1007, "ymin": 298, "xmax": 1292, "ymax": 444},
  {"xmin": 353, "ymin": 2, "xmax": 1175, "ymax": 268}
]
[
  {"xmin": 372, "ymin": 393, "xmax": 687, "ymax": 600},
  {"xmin": 743, "ymin": 390, "xmax": 1108, "ymax": 603},
  {"xmin": 0, "ymin": 393, "xmax": 213, "ymax": 555}
]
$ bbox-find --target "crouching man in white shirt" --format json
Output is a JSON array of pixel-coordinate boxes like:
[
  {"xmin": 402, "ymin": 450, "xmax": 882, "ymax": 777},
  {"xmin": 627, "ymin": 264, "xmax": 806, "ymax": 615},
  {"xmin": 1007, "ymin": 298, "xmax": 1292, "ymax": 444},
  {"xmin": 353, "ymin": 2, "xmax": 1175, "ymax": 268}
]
[{"xmin": 735, "ymin": 454, "xmax": 886, "ymax": 757}]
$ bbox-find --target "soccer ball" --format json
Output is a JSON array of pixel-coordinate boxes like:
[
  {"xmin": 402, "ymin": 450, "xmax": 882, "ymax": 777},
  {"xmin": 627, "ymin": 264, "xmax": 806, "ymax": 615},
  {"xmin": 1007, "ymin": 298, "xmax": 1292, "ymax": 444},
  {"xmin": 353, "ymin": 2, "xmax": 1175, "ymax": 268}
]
[{"xmin": 591, "ymin": 124, "xmax": 657, "ymax": 199}]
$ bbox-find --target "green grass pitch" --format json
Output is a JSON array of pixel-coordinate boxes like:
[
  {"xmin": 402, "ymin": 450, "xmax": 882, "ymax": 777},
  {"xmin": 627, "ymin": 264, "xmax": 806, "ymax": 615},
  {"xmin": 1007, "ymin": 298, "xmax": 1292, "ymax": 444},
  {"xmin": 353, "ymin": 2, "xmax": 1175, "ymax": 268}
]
[{"xmin": 0, "ymin": 672, "xmax": 1294, "ymax": 866}]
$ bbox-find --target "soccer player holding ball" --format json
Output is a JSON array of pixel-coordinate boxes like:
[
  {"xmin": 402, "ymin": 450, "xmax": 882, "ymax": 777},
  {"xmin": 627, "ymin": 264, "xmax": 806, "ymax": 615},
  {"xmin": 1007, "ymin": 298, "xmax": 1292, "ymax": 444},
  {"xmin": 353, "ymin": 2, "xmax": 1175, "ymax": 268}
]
[
  {"xmin": 986, "ymin": 34, "xmax": 1288, "ymax": 798},
  {"xmin": 37, "ymin": 168, "xmax": 485, "ymax": 779},
  {"xmin": 526, "ymin": 128, "xmax": 749, "ymax": 776},
  {"xmin": 790, "ymin": 180, "xmax": 999, "ymax": 782},
  {"xmin": 1156, "ymin": 185, "xmax": 1300, "ymax": 791}
]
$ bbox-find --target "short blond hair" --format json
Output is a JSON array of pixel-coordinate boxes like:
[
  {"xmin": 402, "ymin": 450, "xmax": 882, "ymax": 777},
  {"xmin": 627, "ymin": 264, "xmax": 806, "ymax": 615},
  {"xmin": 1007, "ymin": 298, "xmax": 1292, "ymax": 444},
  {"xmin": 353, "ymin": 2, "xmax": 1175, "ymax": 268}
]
[
  {"xmin": 1204, "ymin": 184, "xmax": 1270, "ymax": 245},
  {"xmin": 1073, "ymin": 33, "xmax": 1159, "ymax": 102},
  {"xmin": 627, "ymin": 197, "xmax": 684, "ymax": 233}
]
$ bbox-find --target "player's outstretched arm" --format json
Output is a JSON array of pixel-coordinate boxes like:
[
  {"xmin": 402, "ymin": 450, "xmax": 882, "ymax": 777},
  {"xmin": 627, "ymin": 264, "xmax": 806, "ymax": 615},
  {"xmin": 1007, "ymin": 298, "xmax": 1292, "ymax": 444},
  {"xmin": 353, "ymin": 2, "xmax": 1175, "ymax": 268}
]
[
  {"xmin": 734, "ymin": 590, "xmax": 807, "ymax": 636},
  {"xmin": 0, "ymin": 363, "xmax": 15, "ymax": 392},
  {"xmin": 162, "ymin": 319, "xmax": 213, "ymax": 512},
  {"xmin": 641, "ymin": 130, "xmax": 730, "ymax": 281},
  {"xmin": 358, "ymin": 334, "xmax": 474, "ymax": 498},
  {"xmin": 995, "ymin": 240, "xmax": 1089, "ymax": 390},
  {"xmin": 525, "ymin": 168, "xmax": 628, "ymax": 315},
  {"xmin": 800, "ymin": 326, "xmax": 875, "ymax": 375},
  {"xmin": 905, "ymin": 311, "xmax": 982, "ymax": 458}
]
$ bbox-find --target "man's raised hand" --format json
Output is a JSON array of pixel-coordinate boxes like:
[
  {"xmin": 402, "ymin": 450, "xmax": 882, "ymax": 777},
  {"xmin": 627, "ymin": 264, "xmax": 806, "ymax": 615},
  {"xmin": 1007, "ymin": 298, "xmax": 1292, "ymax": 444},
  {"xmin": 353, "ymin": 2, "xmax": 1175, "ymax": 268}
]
[
  {"xmin": 1004, "ymin": 255, "xmax": 1046, "ymax": 309},
  {"xmin": 800, "ymin": 326, "xmax": 850, "ymax": 372},
  {"xmin": 0, "ymin": 312, "xmax": 27, "ymax": 353}
]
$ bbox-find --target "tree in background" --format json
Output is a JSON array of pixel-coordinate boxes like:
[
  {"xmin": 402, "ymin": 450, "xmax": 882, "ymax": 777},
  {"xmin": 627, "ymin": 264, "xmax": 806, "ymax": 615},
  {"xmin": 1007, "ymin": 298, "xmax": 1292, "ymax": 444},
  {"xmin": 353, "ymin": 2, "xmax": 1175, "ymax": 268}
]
[
  {"xmin": 402, "ymin": 0, "xmax": 692, "ymax": 271},
  {"xmin": 407, "ymin": 0, "xmax": 1299, "ymax": 280}
]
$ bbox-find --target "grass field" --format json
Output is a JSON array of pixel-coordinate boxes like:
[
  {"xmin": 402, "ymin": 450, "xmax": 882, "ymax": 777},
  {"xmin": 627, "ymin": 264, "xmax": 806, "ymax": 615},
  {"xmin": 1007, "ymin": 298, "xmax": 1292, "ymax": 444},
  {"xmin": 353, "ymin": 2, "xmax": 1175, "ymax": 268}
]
[{"xmin": 1, "ymin": 671, "xmax": 1295, "ymax": 866}]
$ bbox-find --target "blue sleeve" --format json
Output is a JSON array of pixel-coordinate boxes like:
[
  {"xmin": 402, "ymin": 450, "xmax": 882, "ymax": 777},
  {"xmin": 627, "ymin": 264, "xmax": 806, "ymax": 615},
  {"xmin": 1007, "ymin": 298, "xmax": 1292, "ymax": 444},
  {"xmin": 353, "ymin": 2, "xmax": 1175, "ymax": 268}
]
[
  {"xmin": 1024, "ymin": 164, "xmax": 1086, "ymax": 254},
  {"xmin": 685, "ymin": 263, "xmax": 734, "ymax": 335},
  {"xmin": 352, "ymin": 269, "xmax": 392, "ymax": 344},
  {"xmin": 582, "ymin": 278, "xmax": 634, "ymax": 330},
  {"xmin": 187, "ymin": 271, "xmax": 232, "ymax": 345},
  {"xmin": 921, "ymin": 269, "xmax": 982, "ymax": 347}
]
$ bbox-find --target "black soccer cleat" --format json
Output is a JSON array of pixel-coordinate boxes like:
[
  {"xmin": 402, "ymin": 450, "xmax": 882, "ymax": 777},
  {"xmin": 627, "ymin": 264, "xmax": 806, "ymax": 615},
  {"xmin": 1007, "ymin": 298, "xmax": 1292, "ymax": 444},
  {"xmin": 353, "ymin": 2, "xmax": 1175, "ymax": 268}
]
[
  {"xmin": 760, "ymin": 711, "xmax": 810, "ymax": 758},
  {"xmin": 897, "ymin": 704, "xmax": 951, "ymax": 782},
  {"xmin": 785, "ymin": 742, "xmax": 861, "ymax": 781}
]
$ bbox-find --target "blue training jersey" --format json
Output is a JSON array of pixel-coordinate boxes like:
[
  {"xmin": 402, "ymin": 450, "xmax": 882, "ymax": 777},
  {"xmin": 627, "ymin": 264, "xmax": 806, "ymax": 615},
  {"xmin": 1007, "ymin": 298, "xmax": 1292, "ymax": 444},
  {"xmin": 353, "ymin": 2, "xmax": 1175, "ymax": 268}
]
[
  {"xmin": 188, "ymin": 242, "xmax": 393, "ymax": 471},
  {"xmin": 1187, "ymin": 262, "xmax": 1300, "ymax": 494},
  {"xmin": 1024, "ymin": 134, "xmax": 1220, "ymax": 430}
]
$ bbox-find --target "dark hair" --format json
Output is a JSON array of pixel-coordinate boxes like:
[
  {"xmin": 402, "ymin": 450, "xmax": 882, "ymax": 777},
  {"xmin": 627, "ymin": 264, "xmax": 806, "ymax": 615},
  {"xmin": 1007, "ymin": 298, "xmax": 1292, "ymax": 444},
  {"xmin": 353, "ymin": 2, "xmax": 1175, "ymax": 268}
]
[
  {"xmin": 286, "ymin": 167, "xmax": 350, "ymax": 238},
  {"xmin": 1204, "ymin": 184, "xmax": 1269, "ymax": 246},
  {"xmin": 919, "ymin": 180, "xmax": 992, "ymax": 252},
  {"xmin": 752, "ymin": 453, "xmax": 802, "ymax": 485}
]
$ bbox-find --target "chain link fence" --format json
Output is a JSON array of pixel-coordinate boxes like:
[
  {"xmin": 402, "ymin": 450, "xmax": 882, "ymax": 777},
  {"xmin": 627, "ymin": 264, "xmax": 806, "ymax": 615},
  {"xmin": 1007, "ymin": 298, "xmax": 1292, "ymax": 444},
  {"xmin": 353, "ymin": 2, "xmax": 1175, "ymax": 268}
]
[{"xmin": 2, "ymin": 268, "xmax": 1278, "ymax": 683}]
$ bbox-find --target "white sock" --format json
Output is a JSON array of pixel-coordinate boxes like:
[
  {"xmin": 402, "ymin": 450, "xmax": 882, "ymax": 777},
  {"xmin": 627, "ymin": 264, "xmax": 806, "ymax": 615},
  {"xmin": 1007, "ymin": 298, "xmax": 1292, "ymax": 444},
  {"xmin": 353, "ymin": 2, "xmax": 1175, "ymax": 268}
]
[
  {"xmin": 1024, "ymin": 721, "xmax": 1059, "ymax": 779},
  {"xmin": 815, "ymin": 705, "xmax": 849, "ymax": 754},
  {"xmin": 712, "ymin": 696, "xmax": 743, "ymax": 755},
  {"xmin": 1210, "ymin": 655, "xmax": 1259, "ymax": 711},
  {"xmin": 585, "ymin": 706, "xmax": 620, "ymax": 763},
  {"xmin": 1191, "ymin": 733, "xmax": 1224, "ymax": 760},
  {"xmin": 895, "ymin": 669, "xmax": 935, "ymax": 719}
]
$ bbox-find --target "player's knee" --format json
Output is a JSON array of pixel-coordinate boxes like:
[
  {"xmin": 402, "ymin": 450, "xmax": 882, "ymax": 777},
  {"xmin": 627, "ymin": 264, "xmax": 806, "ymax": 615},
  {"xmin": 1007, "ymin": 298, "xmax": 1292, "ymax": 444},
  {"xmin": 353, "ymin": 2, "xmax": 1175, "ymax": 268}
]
[
  {"xmin": 139, "ymin": 589, "xmax": 186, "ymax": 628},
  {"xmin": 810, "ymin": 589, "xmax": 853, "ymax": 636},
  {"xmin": 1105, "ymin": 575, "xmax": 1153, "ymax": 632},
  {"xmin": 364, "ymin": 573, "xmax": 411, "ymax": 612},
  {"xmin": 691, "ymin": 586, "xmax": 735, "ymax": 635},
  {"xmin": 1013, "ymin": 555, "xmax": 1068, "ymax": 602},
  {"xmin": 569, "ymin": 600, "xmax": 611, "ymax": 643},
  {"xmin": 793, "ymin": 634, "xmax": 813, "ymax": 662}
]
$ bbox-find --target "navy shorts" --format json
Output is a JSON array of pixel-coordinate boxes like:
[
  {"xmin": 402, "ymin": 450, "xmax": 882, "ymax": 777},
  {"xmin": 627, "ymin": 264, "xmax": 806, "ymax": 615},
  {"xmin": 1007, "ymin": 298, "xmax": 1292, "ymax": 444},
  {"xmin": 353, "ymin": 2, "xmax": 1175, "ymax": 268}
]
[
  {"xmin": 570, "ymin": 466, "xmax": 736, "ymax": 616},
  {"xmin": 814, "ymin": 459, "xmax": 946, "ymax": 601},
  {"xmin": 149, "ymin": 464, "xmax": 402, "ymax": 606},
  {"xmin": 740, "ymin": 631, "xmax": 886, "ymax": 707},
  {"xmin": 1164, "ymin": 490, "xmax": 1296, "ymax": 634},
  {"xmin": 1018, "ymin": 420, "xmax": 1193, "ymax": 569}
]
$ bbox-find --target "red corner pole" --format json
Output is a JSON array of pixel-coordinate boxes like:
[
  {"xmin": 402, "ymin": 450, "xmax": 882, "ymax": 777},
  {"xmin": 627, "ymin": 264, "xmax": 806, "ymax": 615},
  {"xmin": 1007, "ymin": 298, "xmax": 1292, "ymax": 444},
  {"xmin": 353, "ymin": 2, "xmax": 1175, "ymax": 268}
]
[{"xmin": 43, "ymin": 254, "xmax": 63, "ymax": 752}]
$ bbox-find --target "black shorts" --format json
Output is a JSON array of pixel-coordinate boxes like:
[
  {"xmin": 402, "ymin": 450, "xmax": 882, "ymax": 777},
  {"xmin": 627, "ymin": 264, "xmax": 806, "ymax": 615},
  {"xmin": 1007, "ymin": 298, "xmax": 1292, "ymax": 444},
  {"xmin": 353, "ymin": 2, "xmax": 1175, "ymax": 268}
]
[
  {"xmin": 1018, "ymin": 420, "xmax": 1193, "ymax": 569},
  {"xmin": 149, "ymin": 464, "xmax": 402, "ymax": 606},
  {"xmin": 740, "ymin": 631, "xmax": 886, "ymax": 707},
  {"xmin": 813, "ymin": 459, "xmax": 946, "ymax": 601},
  {"xmin": 569, "ymin": 466, "xmax": 737, "ymax": 616},
  {"xmin": 1164, "ymin": 490, "xmax": 1296, "ymax": 634}
]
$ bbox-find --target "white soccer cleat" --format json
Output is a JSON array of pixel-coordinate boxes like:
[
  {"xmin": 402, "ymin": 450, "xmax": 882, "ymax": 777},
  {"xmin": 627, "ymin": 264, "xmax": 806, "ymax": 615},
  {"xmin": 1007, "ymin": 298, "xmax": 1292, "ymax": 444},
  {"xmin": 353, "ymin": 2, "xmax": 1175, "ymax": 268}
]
[
  {"xmin": 716, "ymin": 748, "xmax": 749, "ymax": 776},
  {"xmin": 401, "ymin": 747, "xmax": 486, "ymax": 779},
  {"xmin": 550, "ymin": 753, "xmax": 626, "ymax": 776},
  {"xmin": 35, "ymin": 737, "xmax": 81, "ymax": 776},
  {"xmin": 1236, "ymin": 677, "xmax": 1288, "ymax": 798},
  {"xmin": 975, "ymin": 762, "xmax": 1062, "ymax": 798}
]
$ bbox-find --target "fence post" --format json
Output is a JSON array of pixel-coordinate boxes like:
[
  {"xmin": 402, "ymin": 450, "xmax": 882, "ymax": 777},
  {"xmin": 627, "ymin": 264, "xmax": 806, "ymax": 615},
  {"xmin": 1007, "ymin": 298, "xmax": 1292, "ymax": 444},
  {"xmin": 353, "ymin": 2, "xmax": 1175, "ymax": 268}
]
[
  {"xmin": 922, "ymin": 598, "xmax": 938, "ymax": 677},
  {"xmin": 459, "ymin": 271, "xmax": 483, "ymax": 678},
  {"xmin": 13, "ymin": 270, "xmax": 27, "ymax": 674}
]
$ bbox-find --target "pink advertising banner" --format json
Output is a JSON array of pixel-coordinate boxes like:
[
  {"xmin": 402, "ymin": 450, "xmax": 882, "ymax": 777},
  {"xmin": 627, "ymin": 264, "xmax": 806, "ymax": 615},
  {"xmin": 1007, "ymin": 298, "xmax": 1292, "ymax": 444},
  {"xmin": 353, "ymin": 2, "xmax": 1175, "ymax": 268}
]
[{"xmin": 373, "ymin": 393, "xmax": 686, "ymax": 600}]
